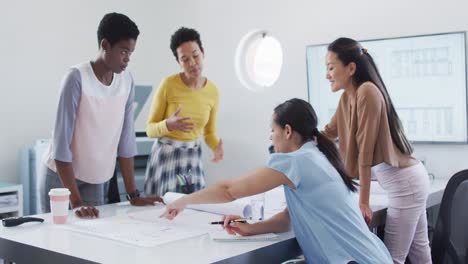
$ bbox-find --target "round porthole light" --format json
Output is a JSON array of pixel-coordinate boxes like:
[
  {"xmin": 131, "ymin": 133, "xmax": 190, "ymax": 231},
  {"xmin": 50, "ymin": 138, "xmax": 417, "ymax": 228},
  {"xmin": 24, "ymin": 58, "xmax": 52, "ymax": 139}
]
[{"xmin": 235, "ymin": 29, "xmax": 283, "ymax": 92}]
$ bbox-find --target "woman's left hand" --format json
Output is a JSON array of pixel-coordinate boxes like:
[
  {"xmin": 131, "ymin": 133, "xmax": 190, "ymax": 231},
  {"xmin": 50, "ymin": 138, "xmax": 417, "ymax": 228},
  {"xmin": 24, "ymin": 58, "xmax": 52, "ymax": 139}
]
[
  {"xmin": 359, "ymin": 203, "xmax": 373, "ymax": 225},
  {"xmin": 160, "ymin": 200, "xmax": 186, "ymax": 220},
  {"xmin": 212, "ymin": 139, "xmax": 224, "ymax": 163}
]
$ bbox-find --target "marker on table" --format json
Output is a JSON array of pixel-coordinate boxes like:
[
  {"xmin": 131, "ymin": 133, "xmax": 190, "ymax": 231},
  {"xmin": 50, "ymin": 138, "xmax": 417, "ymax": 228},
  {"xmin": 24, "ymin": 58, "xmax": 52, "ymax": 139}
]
[{"xmin": 209, "ymin": 219, "xmax": 247, "ymax": 225}]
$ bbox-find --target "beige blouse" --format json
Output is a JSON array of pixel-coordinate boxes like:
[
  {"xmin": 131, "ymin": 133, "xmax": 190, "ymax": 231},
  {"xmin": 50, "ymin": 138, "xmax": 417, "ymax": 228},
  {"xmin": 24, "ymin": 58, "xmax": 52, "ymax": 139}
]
[{"xmin": 322, "ymin": 82, "xmax": 413, "ymax": 177}]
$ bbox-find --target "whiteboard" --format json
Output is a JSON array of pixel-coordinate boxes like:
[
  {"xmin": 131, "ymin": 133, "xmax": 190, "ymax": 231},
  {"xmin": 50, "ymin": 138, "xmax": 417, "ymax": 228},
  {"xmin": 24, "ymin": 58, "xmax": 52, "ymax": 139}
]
[{"xmin": 306, "ymin": 32, "xmax": 467, "ymax": 143}]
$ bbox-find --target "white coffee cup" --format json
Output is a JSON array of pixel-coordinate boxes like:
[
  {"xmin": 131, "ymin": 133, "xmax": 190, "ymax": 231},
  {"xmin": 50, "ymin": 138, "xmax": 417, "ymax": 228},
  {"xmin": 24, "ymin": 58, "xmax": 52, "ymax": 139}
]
[{"xmin": 48, "ymin": 188, "xmax": 71, "ymax": 224}]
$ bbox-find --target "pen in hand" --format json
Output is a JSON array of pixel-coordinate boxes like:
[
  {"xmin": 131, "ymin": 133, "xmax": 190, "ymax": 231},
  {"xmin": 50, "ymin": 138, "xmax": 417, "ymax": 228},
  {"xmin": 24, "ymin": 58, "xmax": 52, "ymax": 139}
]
[{"xmin": 209, "ymin": 219, "xmax": 247, "ymax": 225}]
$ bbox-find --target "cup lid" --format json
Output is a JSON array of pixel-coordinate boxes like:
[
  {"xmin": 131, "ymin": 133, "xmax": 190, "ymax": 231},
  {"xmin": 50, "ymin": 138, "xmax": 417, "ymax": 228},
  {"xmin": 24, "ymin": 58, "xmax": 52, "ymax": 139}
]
[{"xmin": 48, "ymin": 188, "xmax": 71, "ymax": 196}]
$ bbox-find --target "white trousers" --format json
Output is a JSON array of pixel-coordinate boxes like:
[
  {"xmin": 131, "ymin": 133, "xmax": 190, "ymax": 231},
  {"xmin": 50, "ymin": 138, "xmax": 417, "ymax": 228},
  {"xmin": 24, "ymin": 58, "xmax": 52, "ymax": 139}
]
[{"xmin": 373, "ymin": 162, "xmax": 432, "ymax": 264}]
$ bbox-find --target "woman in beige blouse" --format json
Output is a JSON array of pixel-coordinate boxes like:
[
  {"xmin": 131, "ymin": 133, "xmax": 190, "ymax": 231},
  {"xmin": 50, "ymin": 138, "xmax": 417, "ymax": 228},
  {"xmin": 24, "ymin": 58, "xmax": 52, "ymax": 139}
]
[{"xmin": 322, "ymin": 37, "xmax": 431, "ymax": 264}]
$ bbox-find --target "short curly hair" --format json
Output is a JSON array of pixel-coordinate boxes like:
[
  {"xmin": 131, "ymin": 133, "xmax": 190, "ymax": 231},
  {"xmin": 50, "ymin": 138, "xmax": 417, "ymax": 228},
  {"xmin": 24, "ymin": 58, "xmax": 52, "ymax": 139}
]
[
  {"xmin": 170, "ymin": 27, "xmax": 204, "ymax": 60},
  {"xmin": 97, "ymin": 12, "xmax": 139, "ymax": 47}
]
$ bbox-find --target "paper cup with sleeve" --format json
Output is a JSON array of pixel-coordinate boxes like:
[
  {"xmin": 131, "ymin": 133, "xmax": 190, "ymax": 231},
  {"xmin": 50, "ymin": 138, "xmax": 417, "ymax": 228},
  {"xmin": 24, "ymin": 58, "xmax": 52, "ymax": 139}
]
[{"xmin": 48, "ymin": 188, "xmax": 71, "ymax": 224}]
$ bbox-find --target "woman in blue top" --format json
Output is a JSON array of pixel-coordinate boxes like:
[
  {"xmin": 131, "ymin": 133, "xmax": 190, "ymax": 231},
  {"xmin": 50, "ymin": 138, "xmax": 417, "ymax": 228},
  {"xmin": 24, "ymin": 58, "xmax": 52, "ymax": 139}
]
[{"xmin": 161, "ymin": 98, "xmax": 392, "ymax": 263}]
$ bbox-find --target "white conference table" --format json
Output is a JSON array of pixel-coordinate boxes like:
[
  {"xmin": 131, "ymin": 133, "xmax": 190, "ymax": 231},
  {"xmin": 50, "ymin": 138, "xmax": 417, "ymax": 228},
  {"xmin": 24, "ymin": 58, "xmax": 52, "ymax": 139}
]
[
  {"xmin": 0, "ymin": 179, "xmax": 447, "ymax": 264},
  {"xmin": 0, "ymin": 189, "xmax": 299, "ymax": 264}
]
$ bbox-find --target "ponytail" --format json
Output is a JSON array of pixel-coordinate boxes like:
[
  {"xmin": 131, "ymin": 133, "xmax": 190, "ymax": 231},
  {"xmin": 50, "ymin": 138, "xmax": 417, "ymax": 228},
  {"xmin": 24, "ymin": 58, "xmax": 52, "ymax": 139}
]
[
  {"xmin": 313, "ymin": 129, "xmax": 358, "ymax": 192},
  {"xmin": 274, "ymin": 98, "xmax": 357, "ymax": 192},
  {"xmin": 364, "ymin": 54, "xmax": 414, "ymax": 155}
]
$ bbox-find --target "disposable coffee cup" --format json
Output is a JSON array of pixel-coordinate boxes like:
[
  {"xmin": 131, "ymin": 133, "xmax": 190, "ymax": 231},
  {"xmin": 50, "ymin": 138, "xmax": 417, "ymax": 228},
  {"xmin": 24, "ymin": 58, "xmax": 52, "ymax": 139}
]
[{"xmin": 48, "ymin": 188, "xmax": 71, "ymax": 224}]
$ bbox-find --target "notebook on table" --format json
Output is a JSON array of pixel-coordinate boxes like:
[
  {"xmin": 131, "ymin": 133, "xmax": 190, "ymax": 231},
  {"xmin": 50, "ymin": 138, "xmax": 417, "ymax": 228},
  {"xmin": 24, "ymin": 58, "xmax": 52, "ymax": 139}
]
[{"xmin": 209, "ymin": 231, "xmax": 279, "ymax": 241}]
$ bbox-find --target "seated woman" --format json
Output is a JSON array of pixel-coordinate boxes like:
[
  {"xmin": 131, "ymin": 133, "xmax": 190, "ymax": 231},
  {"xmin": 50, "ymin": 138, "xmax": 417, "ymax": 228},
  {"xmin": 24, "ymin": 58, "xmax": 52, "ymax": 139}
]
[{"xmin": 161, "ymin": 98, "xmax": 392, "ymax": 263}]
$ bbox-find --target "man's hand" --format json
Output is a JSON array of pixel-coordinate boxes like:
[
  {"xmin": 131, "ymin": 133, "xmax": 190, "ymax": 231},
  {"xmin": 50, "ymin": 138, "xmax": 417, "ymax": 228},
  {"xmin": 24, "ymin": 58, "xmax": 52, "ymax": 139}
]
[
  {"xmin": 74, "ymin": 206, "xmax": 99, "ymax": 218},
  {"xmin": 130, "ymin": 196, "xmax": 164, "ymax": 206}
]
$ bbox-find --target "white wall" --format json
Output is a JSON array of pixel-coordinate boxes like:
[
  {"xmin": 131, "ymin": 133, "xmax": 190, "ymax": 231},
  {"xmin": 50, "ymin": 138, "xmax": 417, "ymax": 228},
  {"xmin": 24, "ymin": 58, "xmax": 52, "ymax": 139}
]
[{"xmin": 1, "ymin": 0, "xmax": 467, "ymax": 184}]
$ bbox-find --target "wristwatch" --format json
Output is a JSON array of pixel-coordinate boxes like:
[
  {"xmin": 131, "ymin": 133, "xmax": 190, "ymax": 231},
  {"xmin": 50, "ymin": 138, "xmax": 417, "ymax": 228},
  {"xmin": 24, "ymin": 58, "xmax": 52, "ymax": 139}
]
[{"xmin": 126, "ymin": 189, "xmax": 140, "ymax": 201}]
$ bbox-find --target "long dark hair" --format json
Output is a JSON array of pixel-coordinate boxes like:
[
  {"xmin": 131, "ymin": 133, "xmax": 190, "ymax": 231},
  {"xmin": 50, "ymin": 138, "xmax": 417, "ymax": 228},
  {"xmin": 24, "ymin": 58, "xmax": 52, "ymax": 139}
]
[
  {"xmin": 274, "ymin": 98, "xmax": 357, "ymax": 192},
  {"xmin": 328, "ymin": 37, "xmax": 413, "ymax": 155}
]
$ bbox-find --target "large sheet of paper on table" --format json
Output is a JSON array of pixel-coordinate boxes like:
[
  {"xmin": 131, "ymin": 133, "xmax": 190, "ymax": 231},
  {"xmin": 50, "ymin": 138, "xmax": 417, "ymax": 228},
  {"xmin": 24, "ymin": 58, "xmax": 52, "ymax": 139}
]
[
  {"xmin": 59, "ymin": 188, "xmax": 288, "ymax": 247},
  {"xmin": 59, "ymin": 207, "xmax": 217, "ymax": 247}
]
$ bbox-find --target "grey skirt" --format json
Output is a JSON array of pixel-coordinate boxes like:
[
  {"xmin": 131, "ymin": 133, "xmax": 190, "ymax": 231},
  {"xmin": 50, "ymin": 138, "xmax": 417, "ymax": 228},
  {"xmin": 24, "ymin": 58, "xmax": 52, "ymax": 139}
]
[{"xmin": 144, "ymin": 137, "xmax": 206, "ymax": 196}]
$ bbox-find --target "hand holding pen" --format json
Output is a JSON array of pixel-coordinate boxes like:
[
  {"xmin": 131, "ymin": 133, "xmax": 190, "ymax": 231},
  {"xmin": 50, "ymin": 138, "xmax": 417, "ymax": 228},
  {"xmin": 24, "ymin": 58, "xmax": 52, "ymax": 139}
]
[
  {"xmin": 209, "ymin": 219, "xmax": 247, "ymax": 225},
  {"xmin": 219, "ymin": 215, "xmax": 256, "ymax": 236}
]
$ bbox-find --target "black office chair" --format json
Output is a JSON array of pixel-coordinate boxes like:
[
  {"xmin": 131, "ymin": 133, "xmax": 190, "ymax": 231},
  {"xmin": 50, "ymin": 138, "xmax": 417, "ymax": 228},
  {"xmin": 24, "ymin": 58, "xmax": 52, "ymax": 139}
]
[{"xmin": 431, "ymin": 169, "xmax": 468, "ymax": 264}]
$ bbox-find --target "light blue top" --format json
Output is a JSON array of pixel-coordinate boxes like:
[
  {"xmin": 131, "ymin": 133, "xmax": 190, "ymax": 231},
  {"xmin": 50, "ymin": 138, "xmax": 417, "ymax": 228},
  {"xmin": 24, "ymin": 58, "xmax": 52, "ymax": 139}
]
[{"xmin": 267, "ymin": 142, "xmax": 392, "ymax": 264}]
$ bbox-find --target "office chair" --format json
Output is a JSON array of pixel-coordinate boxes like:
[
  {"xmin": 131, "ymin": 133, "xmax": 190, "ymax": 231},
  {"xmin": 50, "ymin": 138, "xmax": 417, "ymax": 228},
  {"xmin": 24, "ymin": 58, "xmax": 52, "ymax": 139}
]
[{"xmin": 431, "ymin": 169, "xmax": 468, "ymax": 264}]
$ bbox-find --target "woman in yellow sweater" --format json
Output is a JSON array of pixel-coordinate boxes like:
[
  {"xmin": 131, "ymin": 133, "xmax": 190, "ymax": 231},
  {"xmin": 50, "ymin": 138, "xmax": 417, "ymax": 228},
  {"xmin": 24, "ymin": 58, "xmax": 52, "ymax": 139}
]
[{"xmin": 144, "ymin": 27, "xmax": 223, "ymax": 196}]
